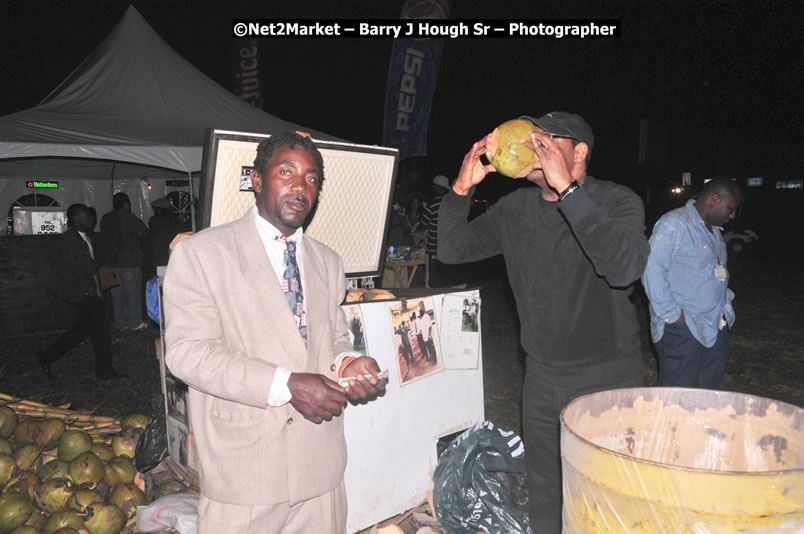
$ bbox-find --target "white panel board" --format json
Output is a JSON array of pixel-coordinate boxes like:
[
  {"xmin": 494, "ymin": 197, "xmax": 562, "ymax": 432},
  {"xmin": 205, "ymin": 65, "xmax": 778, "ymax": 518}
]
[
  {"xmin": 343, "ymin": 289, "xmax": 485, "ymax": 532},
  {"xmin": 201, "ymin": 130, "xmax": 398, "ymax": 278}
]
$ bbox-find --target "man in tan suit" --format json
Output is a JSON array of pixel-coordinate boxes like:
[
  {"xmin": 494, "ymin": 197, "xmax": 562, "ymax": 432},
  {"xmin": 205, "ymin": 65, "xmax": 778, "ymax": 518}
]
[{"xmin": 164, "ymin": 132, "xmax": 385, "ymax": 533}]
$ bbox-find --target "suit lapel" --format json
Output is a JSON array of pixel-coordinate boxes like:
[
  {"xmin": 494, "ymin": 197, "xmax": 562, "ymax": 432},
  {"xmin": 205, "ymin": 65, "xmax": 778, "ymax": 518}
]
[
  {"xmin": 235, "ymin": 215, "xmax": 308, "ymax": 363},
  {"xmin": 301, "ymin": 238, "xmax": 328, "ymax": 359}
]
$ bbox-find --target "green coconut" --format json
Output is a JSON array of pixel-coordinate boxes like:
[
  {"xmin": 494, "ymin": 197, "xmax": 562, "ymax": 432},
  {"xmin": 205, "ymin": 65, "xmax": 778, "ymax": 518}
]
[
  {"xmin": 0, "ymin": 454, "xmax": 16, "ymax": 486},
  {"xmin": 8, "ymin": 470, "xmax": 41, "ymax": 501},
  {"xmin": 57, "ymin": 431, "xmax": 92, "ymax": 463},
  {"xmin": 69, "ymin": 489, "xmax": 103, "ymax": 513},
  {"xmin": 110, "ymin": 436, "xmax": 135, "ymax": 460},
  {"xmin": 38, "ymin": 459, "xmax": 70, "ymax": 482},
  {"xmin": 12, "ymin": 420, "xmax": 36, "ymax": 446},
  {"xmin": 0, "ymin": 492, "xmax": 33, "ymax": 534},
  {"xmin": 13, "ymin": 446, "xmax": 40, "ymax": 472},
  {"xmin": 487, "ymin": 119, "xmax": 539, "ymax": 178},
  {"xmin": 34, "ymin": 477, "xmax": 74, "ymax": 513},
  {"xmin": 39, "ymin": 448, "xmax": 58, "ymax": 467},
  {"xmin": 0, "ymin": 438, "xmax": 13, "ymax": 456},
  {"xmin": 108, "ymin": 482, "xmax": 145, "ymax": 519},
  {"xmin": 52, "ymin": 528, "xmax": 80, "ymax": 534},
  {"xmin": 0, "ymin": 407, "xmax": 17, "ymax": 439},
  {"xmin": 23, "ymin": 509, "xmax": 46, "ymax": 531},
  {"xmin": 42, "ymin": 509, "xmax": 83, "ymax": 534},
  {"xmin": 32, "ymin": 420, "xmax": 65, "ymax": 451},
  {"xmin": 82, "ymin": 504, "xmax": 126, "ymax": 534},
  {"xmin": 119, "ymin": 414, "xmax": 149, "ymax": 432},
  {"xmin": 89, "ymin": 445, "xmax": 113, "ymax": 463},
  {"xmin": 68, "ymin": 452, "xmax": 104, "ymax": 487},
  {"xmin": 11, "ymin": 525, "xmax": 41, "ymax": 534},
  {"xmin": 102, "ymin": 456, "xmax": 135, "ymax": 488}
]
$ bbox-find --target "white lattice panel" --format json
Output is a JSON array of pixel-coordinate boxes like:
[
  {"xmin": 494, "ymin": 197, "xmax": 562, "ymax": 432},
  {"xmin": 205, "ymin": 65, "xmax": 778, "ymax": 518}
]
[
  {"xmin": 306, "ymin": 149, "xmax": 395, "ymax": 275},
  {"xmin": 207, "ymin": 134, "xmax": 397, "ymax": 277},
  {"xmin": 209, "ymin": 139, "xmax": 258, "ymax": 227}
]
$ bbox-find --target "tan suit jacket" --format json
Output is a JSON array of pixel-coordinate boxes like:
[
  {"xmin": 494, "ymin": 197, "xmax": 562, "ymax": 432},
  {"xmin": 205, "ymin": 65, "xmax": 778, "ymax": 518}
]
[{"xmin": 164, "ymin": 213, "xmax": 353, "ymax": 506}]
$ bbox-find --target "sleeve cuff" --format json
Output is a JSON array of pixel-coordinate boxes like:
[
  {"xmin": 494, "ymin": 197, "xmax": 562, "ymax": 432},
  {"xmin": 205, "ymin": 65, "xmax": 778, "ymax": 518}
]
[
  {"xmin": 267, "ymin": 366, "xmax": 292, "ymax": 407},
  {"xmin": 557, "ymin": 185, "xmax": 595, "ymax": 226},
  {"xmin": 335, "ymin": 351, "xmax": 361, "ymax": 378}
]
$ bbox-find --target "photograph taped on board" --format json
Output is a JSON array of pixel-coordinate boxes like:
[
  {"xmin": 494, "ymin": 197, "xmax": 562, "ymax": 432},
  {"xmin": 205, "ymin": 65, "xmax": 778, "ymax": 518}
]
[{"xmin": 199, "ymin": 129, "xmax": 399, "ymax": 278}]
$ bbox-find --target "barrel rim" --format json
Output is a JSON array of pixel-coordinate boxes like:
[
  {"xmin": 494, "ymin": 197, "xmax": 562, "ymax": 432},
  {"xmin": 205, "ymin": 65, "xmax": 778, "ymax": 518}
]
[{"xmin": 560, "ymin": 386, "xmax": 804, "ymax": 475}]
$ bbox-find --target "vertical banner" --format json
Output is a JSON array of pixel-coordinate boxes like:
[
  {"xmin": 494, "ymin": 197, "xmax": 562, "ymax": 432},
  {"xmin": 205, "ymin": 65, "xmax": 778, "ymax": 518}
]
[
  {"xmin": 231, "ymin": 38, "xmax": 263, "ymax": 109},
  {"xmin": 382, "ymin": 0, "xmax": 450, "ymax": 160}
]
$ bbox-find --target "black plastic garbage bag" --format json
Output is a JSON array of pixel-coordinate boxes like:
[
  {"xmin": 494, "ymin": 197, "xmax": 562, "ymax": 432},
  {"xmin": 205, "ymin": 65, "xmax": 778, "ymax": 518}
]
[
  {"xmin": 433, "ymin": 421, "xmax": 533, "ymax": 534},
  {"xmin": 135, "ymin": 394, "xmax": 169, "ymax": 473}
]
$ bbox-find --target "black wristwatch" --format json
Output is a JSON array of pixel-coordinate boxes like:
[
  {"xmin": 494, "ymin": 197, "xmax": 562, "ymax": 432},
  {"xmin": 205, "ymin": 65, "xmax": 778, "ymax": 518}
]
[{"xmin": 558, "ymin": 180, "xmax": 582, "ymax": 201}]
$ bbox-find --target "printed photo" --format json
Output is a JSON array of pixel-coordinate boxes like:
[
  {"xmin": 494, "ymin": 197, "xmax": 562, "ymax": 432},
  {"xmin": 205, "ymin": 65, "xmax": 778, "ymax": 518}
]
[
  {"xmin": 389, "ymin": 297, "xmax": 443, "ymax": 385},
  {"xmin": 165, "ymin": 375, "xmax": 189, "ymax": 424},
  {"xmin": 343, "ymin": 304, "xmax": 368, "ymax": 355},
  {"xmin": 239, "ymin": 166, "xmax": 254, "ymax": 191},
  {"xmin": 462, "ymin": 297, "xmax": 480, "ymax": 333}
]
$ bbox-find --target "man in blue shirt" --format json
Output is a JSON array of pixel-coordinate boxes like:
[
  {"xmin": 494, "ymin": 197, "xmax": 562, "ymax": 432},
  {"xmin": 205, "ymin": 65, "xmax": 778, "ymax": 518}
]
[{"xmin": 642, "ymin": 178, "xmax": 742, "ymax": 388}]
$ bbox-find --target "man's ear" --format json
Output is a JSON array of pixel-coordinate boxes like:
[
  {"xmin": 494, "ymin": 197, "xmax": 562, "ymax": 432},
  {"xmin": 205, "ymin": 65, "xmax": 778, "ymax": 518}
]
[
  {"xmin": 251, "ymin": 170, "xmax": 262, "ymax": 193},
  {"xmin": 573, "ymin": 142, "xmax": 589, "ymax": 164},
  {"xmin": 709, "ymin": 193, "xmax": 722, "ymax": 207}
]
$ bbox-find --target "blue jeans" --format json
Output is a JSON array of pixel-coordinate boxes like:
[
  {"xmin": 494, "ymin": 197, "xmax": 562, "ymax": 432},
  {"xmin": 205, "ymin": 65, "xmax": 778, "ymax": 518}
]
[
  {"xmin": 109, "ymin": 266, "xmax": 143, "ymax": 329},
  {"xmin": 656, "ymin": 322, "xmax": 728, "ymax": 388}
]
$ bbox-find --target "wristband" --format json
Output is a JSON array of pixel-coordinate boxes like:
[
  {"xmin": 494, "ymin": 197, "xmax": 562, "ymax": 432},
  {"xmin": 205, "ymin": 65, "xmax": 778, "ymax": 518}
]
[
  {"xmin": 559, "ymin": 180, "xmax": 582, "ymax": 201},
  {"xmin": 338, "ymin": 356, "xmax": 356, "ymax": 378}
]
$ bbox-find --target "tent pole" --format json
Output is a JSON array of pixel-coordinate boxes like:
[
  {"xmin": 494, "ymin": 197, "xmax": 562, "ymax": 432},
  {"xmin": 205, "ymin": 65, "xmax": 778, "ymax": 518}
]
[
  {"xmin": 187, "ymin": 172, "xmax": 196, "ymax": 232},
  {"xmin": 109, "ymin": 162, "xmax": 117, "ymax": 205}
]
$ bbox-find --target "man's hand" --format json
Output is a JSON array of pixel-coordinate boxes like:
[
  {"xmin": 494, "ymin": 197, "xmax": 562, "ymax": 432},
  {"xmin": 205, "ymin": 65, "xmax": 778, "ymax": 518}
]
[
  {"xmin": 340, "ymin": 356, "xmax": 387, "ymax": 402},
  {"xmin": 288, "ymin": 373, "xmax": 347, "ymax": 424},
  {"xmin": 453, "ymin": 134, "xmax": 497, "ymax": 196},
  {"xmin": 523, "ymin": 131, "xmax": 574, "ymax": 194}
]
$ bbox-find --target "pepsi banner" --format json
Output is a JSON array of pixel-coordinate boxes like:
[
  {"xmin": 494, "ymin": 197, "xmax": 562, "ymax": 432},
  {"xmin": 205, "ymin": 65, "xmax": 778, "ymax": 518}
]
[{"xmin": 382, "ymin": 0, "xmax": 450, "ymax": 160}]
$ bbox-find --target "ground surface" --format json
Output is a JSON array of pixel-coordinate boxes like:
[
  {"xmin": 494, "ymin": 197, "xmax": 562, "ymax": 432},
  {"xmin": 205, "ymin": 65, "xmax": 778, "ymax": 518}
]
[{"xmin": 1, "ymin": 251, "xmax": 801, "ymax": 530}]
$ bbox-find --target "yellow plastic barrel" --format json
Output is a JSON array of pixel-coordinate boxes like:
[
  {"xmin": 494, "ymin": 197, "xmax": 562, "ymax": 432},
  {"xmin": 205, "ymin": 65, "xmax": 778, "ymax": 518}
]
[{"xmin": 560, "ymin": 388, "xmax": 803, "ymax": 533}]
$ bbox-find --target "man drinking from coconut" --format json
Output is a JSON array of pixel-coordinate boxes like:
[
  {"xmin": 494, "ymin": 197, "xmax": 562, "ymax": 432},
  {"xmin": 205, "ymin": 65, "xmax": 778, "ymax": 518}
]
[
  {"xmin": 437, "ymin": 112, "xmax": 649, "ymax": 533},
  {"xmin": 164, "ymin": 132, "xmax": 386, "ymax": 533}
]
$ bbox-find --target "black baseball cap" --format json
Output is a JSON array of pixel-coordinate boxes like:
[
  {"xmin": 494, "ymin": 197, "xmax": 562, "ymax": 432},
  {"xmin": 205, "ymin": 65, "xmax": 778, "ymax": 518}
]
[{"xmin": 519, "ymin": 111, "xmax": 594, "ymax": 152}]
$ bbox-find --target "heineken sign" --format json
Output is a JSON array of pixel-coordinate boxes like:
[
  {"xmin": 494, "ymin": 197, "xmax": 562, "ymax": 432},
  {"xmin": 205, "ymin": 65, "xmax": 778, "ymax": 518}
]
[{"xmin": 26, "ymin": 180, "xmax": 59, "ymax": 189}]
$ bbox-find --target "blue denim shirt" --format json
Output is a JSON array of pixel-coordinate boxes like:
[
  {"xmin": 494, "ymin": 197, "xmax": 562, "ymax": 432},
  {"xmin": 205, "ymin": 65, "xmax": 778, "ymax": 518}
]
[{"xmin": 642, "ymin": 199, "xmax": 735, "ymax": 347}]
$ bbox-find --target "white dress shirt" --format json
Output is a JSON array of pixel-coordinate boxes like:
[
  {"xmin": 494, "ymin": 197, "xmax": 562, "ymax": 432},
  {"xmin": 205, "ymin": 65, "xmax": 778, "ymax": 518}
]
[{"xmin": 252, "ymin": 207, "xmax": 357, "ymax": 406}]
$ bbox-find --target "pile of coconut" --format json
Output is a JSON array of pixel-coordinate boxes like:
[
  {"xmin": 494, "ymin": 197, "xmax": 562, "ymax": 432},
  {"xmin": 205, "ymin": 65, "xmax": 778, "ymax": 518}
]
[{"xmin": 0, "ymin": 395, "xmax": 167, "ymax": 534}]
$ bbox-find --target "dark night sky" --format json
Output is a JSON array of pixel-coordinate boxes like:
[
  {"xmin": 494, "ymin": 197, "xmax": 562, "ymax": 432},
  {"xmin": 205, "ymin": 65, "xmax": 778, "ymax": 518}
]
[{"xmin": 1, "ymin": 0, "xmax": 799, "ymax": 202}]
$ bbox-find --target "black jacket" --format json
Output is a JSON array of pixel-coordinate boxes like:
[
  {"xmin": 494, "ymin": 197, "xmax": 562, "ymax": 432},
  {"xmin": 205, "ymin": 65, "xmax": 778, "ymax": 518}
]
[{"xmin": 56, "ymin": 229, "xmax": 99, "ymax": 303}]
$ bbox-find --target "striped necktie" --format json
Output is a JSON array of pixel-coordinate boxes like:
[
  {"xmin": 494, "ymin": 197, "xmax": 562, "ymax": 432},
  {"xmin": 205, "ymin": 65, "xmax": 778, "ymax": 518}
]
[{"xmin": 277, "ymin": 237, "xmax": 307, "ymax": 342}]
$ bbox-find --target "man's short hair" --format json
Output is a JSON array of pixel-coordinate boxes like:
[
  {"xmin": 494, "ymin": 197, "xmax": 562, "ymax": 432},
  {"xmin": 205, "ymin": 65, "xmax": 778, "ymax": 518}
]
[
  {"xmin": 113, "ymin": 192, "xmax": 131, "ymax": 210},
  {"xmin": 701, "ymin": 177, "xmax": 741, "ymax": 200},
  {"xmin": 252, "ymin": 132, "xmax": 325, "ymax": 185}
]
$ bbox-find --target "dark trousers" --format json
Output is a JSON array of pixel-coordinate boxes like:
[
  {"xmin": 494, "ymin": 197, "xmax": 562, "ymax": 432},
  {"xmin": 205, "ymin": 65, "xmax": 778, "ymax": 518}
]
[
  {"xmin": 522, "ymin": 358, "xmax": 642, "ymax": 534},
  {"xmin": 42, "ymin": 295, "xmax": 114, "ymax": 374},
  {"xmin": 656, "ymin": 322, "xmax": 728, "ymax": 389},
  {"xmin": 416, "ymin": 333, "xmax": 430, "ymax": 361},
  {"xmin": 425, "ymin": 338, "xmax": 437, "ymax": 363}
]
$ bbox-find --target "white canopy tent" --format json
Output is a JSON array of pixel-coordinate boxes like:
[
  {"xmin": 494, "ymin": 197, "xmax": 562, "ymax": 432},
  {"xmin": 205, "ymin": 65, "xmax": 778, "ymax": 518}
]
[{"xmin": 0, "ymin": 6, "xmax": 339, "ymax": 228}]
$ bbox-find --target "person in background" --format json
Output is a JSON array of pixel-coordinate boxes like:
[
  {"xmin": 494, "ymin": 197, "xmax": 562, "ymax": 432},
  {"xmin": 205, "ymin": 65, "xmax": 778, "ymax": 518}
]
[
  {"xmin": 437, "ymin": 111, "xmax": 649, "ymax": 533},
  {"xmin": 146, "ymin": 197, "xmax": 181, "ymax": 277},
  {"xmin": 421, "ymin": 174, "xmax": 452, "ymax": 287},
  {"xmin": 642, "ymin": 177, "xmax": 741, "ymax": 389},
  {"xmin": 100, "ymin": 192, "xmax": 149, "ymax": 330},
  {"xmin": 37, "ymin": 204, "xmax": 125, "ymax": 380},
  {"xmin": 164, "ymin": 132, "xmax": 386, "ymax": 533},
  {"xmin": 87, "ymin": 206, "xmax": 98, "ymax": 234}
]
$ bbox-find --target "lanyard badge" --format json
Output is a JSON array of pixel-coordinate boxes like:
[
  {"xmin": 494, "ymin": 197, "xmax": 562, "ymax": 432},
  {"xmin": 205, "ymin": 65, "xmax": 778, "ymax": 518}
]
[{"xmin": 714, "ymin": 264, "xmax": 727, "ymax": 281}]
